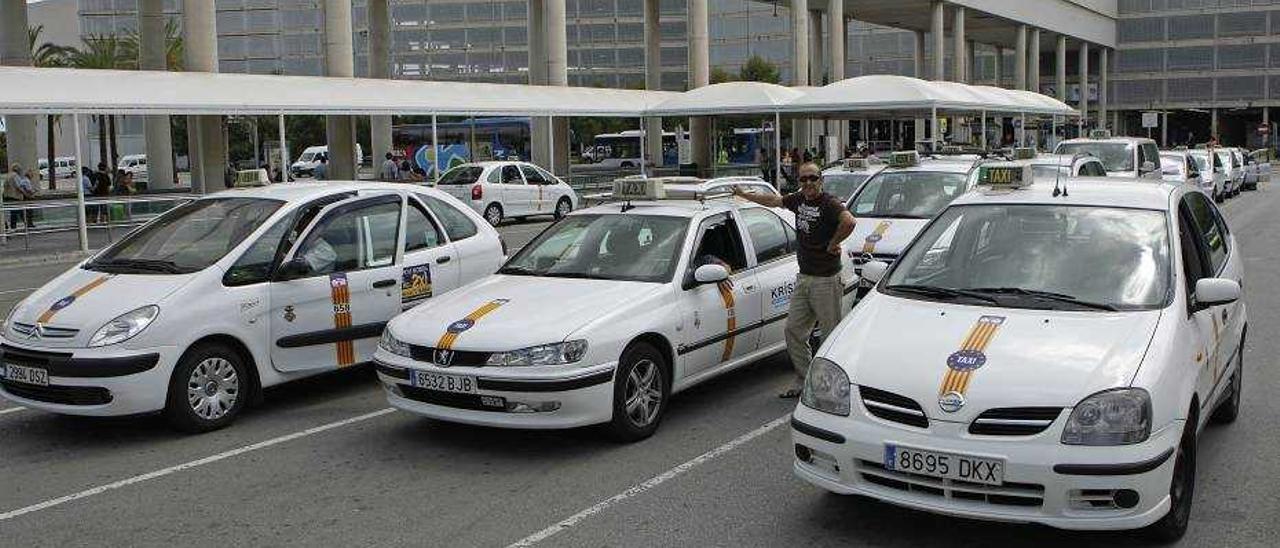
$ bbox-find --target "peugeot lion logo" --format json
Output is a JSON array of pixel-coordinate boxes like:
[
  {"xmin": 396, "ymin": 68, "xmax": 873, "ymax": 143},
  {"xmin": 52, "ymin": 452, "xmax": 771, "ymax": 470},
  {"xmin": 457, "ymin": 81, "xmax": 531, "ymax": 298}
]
[
  {"xmin": 938, "ymin": 391, "xmax": 966, "ymax": 413},
  {"xmin": 433, "ymin": 349, "xmax": 454, "ymax": 367}
]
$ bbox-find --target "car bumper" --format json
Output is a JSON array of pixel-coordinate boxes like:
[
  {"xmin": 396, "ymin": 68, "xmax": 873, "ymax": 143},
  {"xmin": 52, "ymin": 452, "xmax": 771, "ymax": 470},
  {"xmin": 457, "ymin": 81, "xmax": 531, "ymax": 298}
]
[
  {"xmin": 0, "ymin": 337, "xmax": 179, "ymax": 416},
  {"xmin": 789, "ymin": 404, "xmax": 1181, "ymax": 531},
  {"xmin": 374, "ymin": 355, "xmax": 616, "ymax": 429}
]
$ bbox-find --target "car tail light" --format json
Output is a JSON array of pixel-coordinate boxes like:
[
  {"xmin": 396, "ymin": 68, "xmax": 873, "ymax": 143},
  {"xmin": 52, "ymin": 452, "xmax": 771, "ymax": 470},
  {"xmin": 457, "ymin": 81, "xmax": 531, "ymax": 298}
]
[{"xmin": 471, "ymin": 185, "xmax": 483, "ymax": 200}]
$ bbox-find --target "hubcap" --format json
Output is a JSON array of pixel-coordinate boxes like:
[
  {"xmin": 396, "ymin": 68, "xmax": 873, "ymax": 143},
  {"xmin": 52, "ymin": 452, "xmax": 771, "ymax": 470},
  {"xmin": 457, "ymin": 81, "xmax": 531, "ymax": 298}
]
[
  {"xmin": 486, "ymin": 207, "xmax": 501, "ymax": 225},
  {"xmin": 187, "ymin": 357, "xmax": 240, "ymax": 421},
  {"xmin": 623, "ymin": 359, "xmax": 663, "ymax": 428},
  {"xmin": 557, "ymin": 201, "xmax": 570, "ymax": 216}
]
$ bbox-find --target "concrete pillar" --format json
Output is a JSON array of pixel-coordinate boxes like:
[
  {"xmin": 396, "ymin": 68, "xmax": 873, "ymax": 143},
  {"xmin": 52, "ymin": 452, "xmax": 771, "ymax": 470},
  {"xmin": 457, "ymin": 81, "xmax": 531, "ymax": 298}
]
[
  {"xmin": 1028, "ymin": 28, "xmax": 1040, "ymax": 93},
  {"xmin": 931, "ymin": 1, "xmax": 945, "ymax": 81},
  {"xmin": 791, "ymin": 0, "xmax": 810, "ymax": 151},
  {"xmin": 1056, "ymin": 35, "xmax": 1067, "ymax": 102},
  {"xmin": 183, "ymin": 0, "xmax": 225, "ymax": 193},
  {"xmin": 1212, "ymin": 108, "xmax": 1219, "ymax": 139},
  {"xmin": 1014, "ymin": 25, "xmax": 1027, "ymax": 90},
  {"xmin": 828, "ymin": 4, "xmax": 845, "ymax": 155},
  {"xmin": 323, "ymin": 0, "xmax": 357, "ymax": 181},
  {"xmin": 138, "ymin": 0, "xmax": 175, "ymax": 189},
  {"xmin": 1098, "ymin": 48, "xmax": 1109, "ymax": 130},
  {"xmin": 952, "ymin": 6, "xmax": 965, "ymax": 82},
  {"xmin": 643, "ymin": 0, "xmax": 663, "ymax": 167},
  {"xmin": 689, "ymin": 0, "xmax": 711, "ymax": 172},
  {"xmin": 1079, "ymin": 42, "xmax": 1089, "ymax": 131},
  {"xmin": 529, "ymin": 0, "xmax": 549, "ymax": 168},
  {"xmin": 994, "ymin": 46, "xmax": 1003, "ymax": 85},
  {"xmin": 809, "ymin": 9, "xmax": 824, "ymax": 84},
  {"xmin": 1, "ymin": 0, "xmax": 37, "ymax": 177},
  {"xmin": 967, "ymin": 39, "xmax": 976, "ymax": 84},
  {"xmin": 368, "ymin": 0, "xmax": 392, "ymax": 173},
  {"xmin": 915, "ymin": 31, "xmax": 926, "ymax": 145},
  {"xmin": 546, "ymin": 0, "xmax": 570, "ymax": 175}
]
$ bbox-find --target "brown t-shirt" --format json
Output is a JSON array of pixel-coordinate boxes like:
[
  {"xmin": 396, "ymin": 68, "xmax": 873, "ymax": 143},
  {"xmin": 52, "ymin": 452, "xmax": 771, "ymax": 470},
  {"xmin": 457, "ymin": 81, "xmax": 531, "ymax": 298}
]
[{"xmin": 781, "ymin": 191, "xmax": 845, "ymax": 277}]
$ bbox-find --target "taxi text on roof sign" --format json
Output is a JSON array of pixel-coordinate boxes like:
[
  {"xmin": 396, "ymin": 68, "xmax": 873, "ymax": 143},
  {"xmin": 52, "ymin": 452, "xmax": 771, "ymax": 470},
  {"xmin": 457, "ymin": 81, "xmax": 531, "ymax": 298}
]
[
  {"xmin": 612, "ymin": 177, "xmax": 667, "ymax": 201},
  {"xmin": 888, "ymin": 151, "xmax": 920, "ymax": 169},
  {"xmin": 976, "ymin": 163, "xmax": 1032, "ymax": 188}
]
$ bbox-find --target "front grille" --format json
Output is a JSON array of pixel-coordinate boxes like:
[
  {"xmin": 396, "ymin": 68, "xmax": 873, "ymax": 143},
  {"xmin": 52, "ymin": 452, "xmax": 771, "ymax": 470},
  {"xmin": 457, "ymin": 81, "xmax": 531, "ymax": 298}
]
[
  {"xmin": 857, "ymin": 460, "xmax": 1045, "ymax": 507},
  {"xmin": 407, "ymin": 345, "xmax": 492, "ymax": 367},
  {"xmin": 11, "ymin": 323, "xmax": 79, "ymax": 340},
  {"xmin": 398, "ymin": 385, "xmax": 505, "ymax": 412},
  {"xmin": 968, "ymin": 407, "xmax": 1063, "ymax": 436},
  {"xmin": 0, "ymin": 380, "xmax": 112, "ymax": 405},
  {"xmin": 859, "ymin": 385, "xmax": 929, "ymax": 428}
]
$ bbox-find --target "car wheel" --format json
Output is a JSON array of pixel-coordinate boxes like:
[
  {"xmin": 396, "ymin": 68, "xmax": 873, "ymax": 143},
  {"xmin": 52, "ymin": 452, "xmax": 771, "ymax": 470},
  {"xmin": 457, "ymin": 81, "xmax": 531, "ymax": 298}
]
[
  {"xmin": 1144, "ymin": 419, "xmax": 1197, "ymax": 542},
  {"xmin": 554, "ymin": 197, "xmax": 572, "ymax": 219},
  {"xmin": 484, "ymin": 203, "xmax": 503, "ymax": 227},
  {"xmin": 606, "ymin": 342, "xmax": 668, "ymax": 442},
  {"xmin": 164, "ymin": 342, "xmax": 249, "ymax": 433},
  {"xmin": 1212, "ymin": 343, "xmax": 1243, "ymax": 424},
  {"xmin": 1214, "ymin": 192, "xmax": 1224, "ymax": 203}
]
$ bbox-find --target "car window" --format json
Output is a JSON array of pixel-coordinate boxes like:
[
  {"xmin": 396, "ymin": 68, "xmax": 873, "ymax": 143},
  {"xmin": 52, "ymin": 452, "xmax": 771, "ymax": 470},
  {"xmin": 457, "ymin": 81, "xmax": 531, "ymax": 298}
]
[
  {"xmin": 501, "ymin": 165, "xmax": 525, "ymax": 185},
  {"xmin": 223, "ymin": 214, "xmax": 293, "ymax": 286},
  {"xmin": 438, "ymin": 166, "xmax": 485, "ymax": 185},
  {"xmin": 1184, "ymin": 192, "xmax": 1227, "ymax": 274},
  {"xmin": 521, "ymin": 165, "xmax": 551, "ymax": 185},
  {"xmin": 1083, "ymin": 161, "xmax": 1107, "ymax": 176},
  {"xmin": 1184, "ymin": 156, "xmax": 1200, "ymax": 178},
  {"xmin": 420, "ymin": 194, "xmax": 478, "ymax": 241},
  {"xmin": 1141, "ymin": 143, "xmax": 1160, "ymax": 169},
  {"xmin": 740, "ymin": 208, "xmax": 792, "ymax": 264},
  {"xmin": 691, "ymin": 214, "xmax": 748, "ymax": 273},
  {"xmin": 486, "ymin": 167, "xmax": 502, "ymax": 184},
  {"xmin": 296, "ymin": 201, "xmax": 401, "ymax": 275},
  {"xmin": 405, "ymin": 198, "xmax": 446, "ymax": 252},
  {"xmin": 1177, "ymin": 206, "xmax": 1209, "ymax": 300}
]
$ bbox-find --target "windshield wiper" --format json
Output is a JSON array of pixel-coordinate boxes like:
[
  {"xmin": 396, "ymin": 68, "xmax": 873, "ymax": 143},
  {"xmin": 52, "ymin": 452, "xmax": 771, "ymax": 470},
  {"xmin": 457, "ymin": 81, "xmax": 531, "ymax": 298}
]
[
  {"xmin": 89, "ymin": 258, "xmax": 186, "ymax": 274},
  {"xmin": 540, "ymin": 272, "xmax": 609, "ymax": 280},
  {"xmin": 964, "ymin": 287, "xmax": 1120, "ymax": 311},
  {"xmin": 883, "ymin": 284, "xmax": 999, "ymax": 304},
  {"xmin": 497, "ymin": 265, "xmax": 539, "ymax": 276}
]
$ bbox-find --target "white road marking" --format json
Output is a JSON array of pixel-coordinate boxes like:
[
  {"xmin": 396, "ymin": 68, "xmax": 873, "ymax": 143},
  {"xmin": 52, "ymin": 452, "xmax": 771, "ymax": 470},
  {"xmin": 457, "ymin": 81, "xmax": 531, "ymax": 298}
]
[
  {"xmin": 506, "ymin": 413, "xmax": 791, "ymax": 548},
  {"xmin": 0, "ymin": 407, "xmax": 396, "ymax": 521},
  {"xmin": 0, "ymin": 406, "xmax": 26, "ymax": 416}
]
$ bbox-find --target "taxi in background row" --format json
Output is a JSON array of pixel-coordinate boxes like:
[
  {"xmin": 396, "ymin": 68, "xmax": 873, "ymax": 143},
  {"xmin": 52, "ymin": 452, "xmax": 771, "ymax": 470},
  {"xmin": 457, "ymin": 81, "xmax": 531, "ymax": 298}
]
[
  {"xmin": 822, "ymin": 157, "xmax": 886, "ymax": 202},
  {"xmin": 375, "ymin": 178, "xmax": 856, "ymax": 441},
  {"xmin": 792, "ymin": 163, "xmax": 1246, "ymax": 541},
  {"xmin": 1054, "ymin": 133, "xmax": 1163, "ymax": 180},
  {"xmin": 433, "ymin": 161, "xmax": 579, "ymax": 226},
  {"xmin": 0, "ymin": 182, "xmax": 505, "ymax": 432}
]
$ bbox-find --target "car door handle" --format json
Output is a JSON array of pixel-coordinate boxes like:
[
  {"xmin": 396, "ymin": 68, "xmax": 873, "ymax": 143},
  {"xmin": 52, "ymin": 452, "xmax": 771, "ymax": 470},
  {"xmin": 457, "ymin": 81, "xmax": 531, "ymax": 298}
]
[
  {"xmin": 372, "ymin": 279, "xmax": 396, "ymax": 289},
  {"xmin": 436, "ymin": 256, "xmax": 452, "ymax": 264}
]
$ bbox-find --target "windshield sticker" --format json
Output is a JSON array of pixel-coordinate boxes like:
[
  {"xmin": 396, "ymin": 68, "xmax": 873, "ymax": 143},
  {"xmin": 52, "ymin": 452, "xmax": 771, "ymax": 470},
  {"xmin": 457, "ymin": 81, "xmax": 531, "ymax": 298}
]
[
  {"xmin": 938, "ymin": 315, "xmax": 1005, "ymax": 410},
  {"xmin": 330, "ymin": 273, "xmax": 355, "ymax": 367},
  {"xmin": 37, "ymin": 275, "xmax": 114, "ymax": 323},
  {"xmin": 401, "ymin": 264, "xmax": 433, "ymax": 309},
  {"xmin": 436, "ymin": 299, "xmax": 510, "ymax": 350},
  {"xmin": 861, "ymin": 221, "xmax": 892, "ymax": 254},
  {"xmin": 717, "ymin": 281, "xmax": 737, "ymax": 361}
]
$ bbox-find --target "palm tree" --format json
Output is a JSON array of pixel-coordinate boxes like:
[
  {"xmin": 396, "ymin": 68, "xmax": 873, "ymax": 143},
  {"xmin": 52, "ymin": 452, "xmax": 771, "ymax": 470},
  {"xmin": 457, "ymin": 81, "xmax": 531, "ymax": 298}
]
[
  {"xmin": 29, "ymin": 25, "xmax": 71, "ymax": 189},
  {"xmin": 67, "ymin": 34, "xmax": 130, "ymax": 172}
]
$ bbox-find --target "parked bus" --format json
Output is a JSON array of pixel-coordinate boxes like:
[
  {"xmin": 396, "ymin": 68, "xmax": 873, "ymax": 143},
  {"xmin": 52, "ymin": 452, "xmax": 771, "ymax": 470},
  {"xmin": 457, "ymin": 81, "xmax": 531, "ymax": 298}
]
[{"xmin": 590, "ymin": 130, "xmax": 684, "ymax": 168}]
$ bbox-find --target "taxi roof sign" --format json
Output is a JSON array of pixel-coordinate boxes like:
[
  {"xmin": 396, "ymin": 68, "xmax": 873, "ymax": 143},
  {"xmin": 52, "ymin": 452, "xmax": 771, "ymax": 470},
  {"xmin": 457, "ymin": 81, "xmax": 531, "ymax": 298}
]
[
  {"xmin": 613, "ymin": 177, "xmax": 666, "ymax": 201},
  {"xmin": 1087, "ymin": 129, "xmax": 1112, "ymax": 139},
  {"xmin": 233, "ymin": 168, "xmax": 270, "ymax": 187},
  {"xmin": 843, "ymin": 158, "xmax": 869, "ymax": 170},
  {"xmin": 888, "ymin": 151, "xmax": 920, "ymax": 169},
  {"xmin": 976, "ymin": 163, "xmax": 1032, "ymax": 188},
  {"xmin": 1012, "ymin": 147, "xmax": 1036, "ymax": 160}
]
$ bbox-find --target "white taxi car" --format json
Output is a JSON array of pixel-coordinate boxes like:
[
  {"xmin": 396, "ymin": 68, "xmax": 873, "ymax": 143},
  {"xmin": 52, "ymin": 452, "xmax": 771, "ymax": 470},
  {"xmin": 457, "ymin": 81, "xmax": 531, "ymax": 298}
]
[
  {"xmin": 792, "ymin": 165, "xmax": 1245, "ymax": 540},
  {"xmin": 1187, "ymin": 149, "xmax": 1227, "ymax": 203},
  {"xmin": 1054, "ymin": 134, "xmax": 1163, "ymax": 180},
  {"xmin": 1160, "ymin": 150, "xmax": 1211, "ymax": 198},
  {"xmin": 375, "ymin": 179, "xmax": 855, "ymax": 441},
  {"xmin": 434, "ymin": 161, "xmax": 579, "ymax": 226},
  {"xmin": 0, "ymin": 182, "xmax": 504, "ymax": 432},
  {"xmin": 822, "ymin": 158, "xmax": 886, "ymax": 202}
]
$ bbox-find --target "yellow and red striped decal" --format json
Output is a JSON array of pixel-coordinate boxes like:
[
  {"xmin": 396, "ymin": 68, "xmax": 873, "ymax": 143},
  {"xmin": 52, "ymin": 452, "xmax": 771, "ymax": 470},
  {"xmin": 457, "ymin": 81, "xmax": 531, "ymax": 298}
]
[
  {"xmin": 716, "ymin": 280, "xmax": 737, "ymax": 361},
  {"xmin": 861, "ymin": 221, "xmax": 892, "ymax": 254},
  {"xmin": 329, "ymin": 273, "xmax": 355, "ymax": 366},
  {"xmin": 938, "ymin": 315, "xmax": 1005, "ymax": 397},
  {"xmin": 37, "ymin": 275, "xmax": 114, "ymax": 323},
  {"xmin": 436, "ymin": 299, "xmax": 510, "ymax": 350}
]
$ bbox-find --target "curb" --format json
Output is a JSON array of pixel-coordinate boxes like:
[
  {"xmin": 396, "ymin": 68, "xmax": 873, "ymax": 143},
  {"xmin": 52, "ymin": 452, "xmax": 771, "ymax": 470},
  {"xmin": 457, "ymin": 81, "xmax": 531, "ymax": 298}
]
[{"xmin": 0, "ymin": 248, "xmax": 93, "ymax": 268}]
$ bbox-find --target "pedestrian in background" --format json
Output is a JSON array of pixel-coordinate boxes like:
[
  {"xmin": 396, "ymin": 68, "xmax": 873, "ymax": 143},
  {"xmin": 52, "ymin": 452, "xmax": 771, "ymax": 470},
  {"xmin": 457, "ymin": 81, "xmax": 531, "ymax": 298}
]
[
  {"xmin": 732, "ymin": 162, "xmax": 855, "ymax": 398},
  {"xmin": 314, "ymin": 154, "xmax": 329, "ymax": 180},
  {"xmin": 4, "ymin": 164, "xmax": 28, "ymax": 230},
  {"xmin": 380, "ymin": 152, "xmax": 400, "ymax": 182}
]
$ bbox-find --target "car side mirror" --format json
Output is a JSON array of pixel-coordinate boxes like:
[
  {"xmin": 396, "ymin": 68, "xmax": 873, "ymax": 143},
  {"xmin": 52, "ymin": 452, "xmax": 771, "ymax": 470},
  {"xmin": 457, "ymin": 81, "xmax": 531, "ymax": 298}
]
[
  {"xmin": 860, "ymin": 260, "xmax": 889, "ymax": 284},
  {"xmin": 1140, "ymin": 161, "xmax": 1156, "ymax": 173},
  {"xmin": 693, "ymin": 264, "xmax": 730, "ymax": 285},
  {"xmin": 1194, "ymin": 278, "xmax": 1240, "ymax": 309},
  {"xmin": 277, "ymin": 257, "xmax": 312, "ymax": 280}
]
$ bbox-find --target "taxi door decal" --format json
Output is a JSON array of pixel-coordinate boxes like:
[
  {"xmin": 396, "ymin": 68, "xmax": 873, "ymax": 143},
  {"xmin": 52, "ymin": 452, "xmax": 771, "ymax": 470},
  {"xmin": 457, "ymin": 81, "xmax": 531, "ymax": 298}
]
[
  {"xmin": 436, "ymin": 299, "xmax": 510, "ymax": 350},
  {"xmin": 716, "ymin": 280, "xmax": 737, "ymax": 361},
  {"xmin": 401, "ymin": 264, "xmax": 432, "ymax": 309},
  {"xmin": 38, "ymin": 275, "xmax": 114, "ymax": 323},
  {"xmin": 861, "ymin": 221, "xmax": 892, "ymax": 254},
  {"xmin": 939, "ymin": 315, "xmax": 1005, "ymax": 397},
  {"xmin": 330, "ymin": 273, "xmax": 355, "ymax": 366}
]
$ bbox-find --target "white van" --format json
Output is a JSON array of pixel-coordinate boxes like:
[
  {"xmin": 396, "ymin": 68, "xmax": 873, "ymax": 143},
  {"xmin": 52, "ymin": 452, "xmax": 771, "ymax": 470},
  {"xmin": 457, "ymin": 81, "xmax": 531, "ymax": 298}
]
[
  {"xmin": 119, "ymin": 154, "xmax": 148, "ymax": 182},
  {"xmin": 290, "ymin": 144, "xmax": 364, "ymax": 178}
]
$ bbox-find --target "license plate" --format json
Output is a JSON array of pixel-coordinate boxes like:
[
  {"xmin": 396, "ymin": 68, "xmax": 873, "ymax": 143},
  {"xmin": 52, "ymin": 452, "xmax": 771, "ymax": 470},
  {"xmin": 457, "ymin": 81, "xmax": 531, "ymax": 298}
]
[
  {"xmin": 410, "ymin": 370, "xmax": 477, "ymax": 394},
  {"xmin": 883, "ymin": 444, "xmax": 1004, "ymax": 486},
  {"xmin": 3, "ymin": 363, "xmax": 50, "ymax": 387}
]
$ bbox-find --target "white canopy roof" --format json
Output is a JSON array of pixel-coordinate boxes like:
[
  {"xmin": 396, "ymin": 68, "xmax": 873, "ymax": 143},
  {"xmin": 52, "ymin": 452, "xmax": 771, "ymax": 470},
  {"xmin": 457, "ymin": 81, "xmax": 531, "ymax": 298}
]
[
  {"xmin": 783, "ymin": 74, "xmax": 1077, "ymax": 117},
  {"xmin": 646, "ymin": 81, "xmax": 807, "ymax": 116}
]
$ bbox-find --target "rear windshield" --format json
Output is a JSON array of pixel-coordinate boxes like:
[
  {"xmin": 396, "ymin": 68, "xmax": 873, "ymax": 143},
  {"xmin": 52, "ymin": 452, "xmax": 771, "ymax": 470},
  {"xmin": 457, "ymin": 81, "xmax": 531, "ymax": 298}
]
[
  {"xmin": 1055, "ymin": 142, "xmax": 1134, "ymax": 172},
  {"xmin": 438, "ymin": 166, "xmax": 485, "ymax": 185}
]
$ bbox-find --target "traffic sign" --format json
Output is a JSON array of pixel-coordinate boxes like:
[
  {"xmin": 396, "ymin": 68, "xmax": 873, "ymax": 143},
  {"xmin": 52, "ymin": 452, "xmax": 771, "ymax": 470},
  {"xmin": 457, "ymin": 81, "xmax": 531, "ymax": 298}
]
[{"xmin": 1142, "ymin": 112, "xmax": 1159, "ymax": 129}]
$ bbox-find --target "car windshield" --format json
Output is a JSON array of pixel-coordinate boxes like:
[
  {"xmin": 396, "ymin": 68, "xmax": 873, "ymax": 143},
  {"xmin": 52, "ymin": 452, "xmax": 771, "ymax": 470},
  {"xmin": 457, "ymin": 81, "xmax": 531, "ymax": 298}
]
[
  {"xmin": 87, "ymin": 198, "xmax": 284, "ymax": 274},
  {"xmin": 438, "ymin": 166, "xmax": 485, "ymax": 185},
  {"xmin": 823, "ymin": 172, "xmax": 869, "ymax": 201},
  {"xmin": 500, "ymin": 214, "xmax": 689, "ymax": 283},
  {"xmin": 883, "ymin": 204, "xmax": 1170, "ymax": 310},
  {"xmin": 848, "ymin": 171, "xmax": 967, "ymax": 219},
  {"xmin": 299, "ymin": 152, "xmax": 316, "ymax": 162},
  {"xmin": 1055, "ymin": 142, "xmax": 1134, "ymax": 172}
]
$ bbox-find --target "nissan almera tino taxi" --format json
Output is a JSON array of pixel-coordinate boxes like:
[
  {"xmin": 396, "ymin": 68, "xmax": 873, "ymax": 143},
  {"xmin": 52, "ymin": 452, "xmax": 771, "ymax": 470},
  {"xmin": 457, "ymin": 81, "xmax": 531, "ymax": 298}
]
[
  {"xmin": 791, "ymin": 168, "xmax": 1245, "ymax": 541},
  {"xmin": 0, "ymin": 182, "xmax": 504, "ymax": 432},
  {"xmin": 376, "ymin": 180, "xmax": 856, "ymax": 441}
]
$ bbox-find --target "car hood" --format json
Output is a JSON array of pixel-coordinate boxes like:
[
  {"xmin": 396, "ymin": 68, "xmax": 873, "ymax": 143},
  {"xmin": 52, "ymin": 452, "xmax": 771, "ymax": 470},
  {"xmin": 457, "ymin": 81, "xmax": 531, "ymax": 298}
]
[
  {"xmin": 822, "ymin": 295, "xmax": 1162, "ymax": 423},
  {"xmin": 846, "ymin": 217, "xmax": 930, "ymax": 260},
  {"xmin": 389, "ymin": 274, "xmax": 664, "ymax": 351},
  {"xmin": 6, "ymin": 266, "xmax": 197, "ymax": 348}
]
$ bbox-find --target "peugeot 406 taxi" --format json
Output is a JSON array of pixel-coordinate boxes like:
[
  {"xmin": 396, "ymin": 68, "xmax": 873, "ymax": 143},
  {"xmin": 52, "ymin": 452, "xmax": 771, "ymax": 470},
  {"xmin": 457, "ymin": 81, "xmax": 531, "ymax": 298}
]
[
  {"xmin": 375, "ymin": 179, "xmax": 855, "ymax": 441},
  {"xmin": 791, "ymin": 165, "xmax": 1245, "ymax": 540},
  {"xmin": 0, "ymin": 182, "xmax": 504, "ymax": 432}
]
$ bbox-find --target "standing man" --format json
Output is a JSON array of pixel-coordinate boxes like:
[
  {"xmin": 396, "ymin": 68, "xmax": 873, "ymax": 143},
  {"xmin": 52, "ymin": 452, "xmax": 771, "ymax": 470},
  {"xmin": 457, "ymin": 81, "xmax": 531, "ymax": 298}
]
[
  {"xmin": 314, "ymin": 154, "xmax": 329, "ymax": 180},
  {"xmin": 733, "ymin": 162, "xmax": 855, "ymax": 398},
  {"xmin": 379, "ymin": 152, "xmax": 400, "ymax": 182}
]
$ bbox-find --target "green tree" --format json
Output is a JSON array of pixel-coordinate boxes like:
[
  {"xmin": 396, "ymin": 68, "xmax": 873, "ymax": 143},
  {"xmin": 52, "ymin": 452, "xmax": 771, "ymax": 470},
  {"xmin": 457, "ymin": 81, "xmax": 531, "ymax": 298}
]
[
  {"xmin": 29, "ymin": 25, "xmax": 71, "ymax": 189},
  {"xmin": 738, "ymin": 55, "xmax": 781, "ymax": 84},
  {"xmin": 710, "ymin": 66, "xmax": 735, "ymax": 84}
]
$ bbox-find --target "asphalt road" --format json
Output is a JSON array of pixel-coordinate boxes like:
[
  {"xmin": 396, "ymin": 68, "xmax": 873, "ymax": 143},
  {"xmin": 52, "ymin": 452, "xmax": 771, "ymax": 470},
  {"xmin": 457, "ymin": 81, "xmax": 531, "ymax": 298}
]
[{"xmin": 0, "ymin": 195, "xmax": 1277, "ymax": 547}]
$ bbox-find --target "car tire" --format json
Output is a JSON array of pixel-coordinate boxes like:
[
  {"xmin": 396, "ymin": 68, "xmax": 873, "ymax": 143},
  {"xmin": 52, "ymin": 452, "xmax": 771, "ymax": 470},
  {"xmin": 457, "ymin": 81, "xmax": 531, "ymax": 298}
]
[
  {"xmin": 164, "ymin": 342, "xmax": 250, "ymax": 433},
  {"xmin": 554, "ymin": 197, "xmax": 572, "ymax": 219},
  {"xmin": 605, "ymin": 342, "xmax": 668, "ymax": 443},
  {"xmin": 1143, "ymin": 418, "xmax": 1197, "ymax": 542},
  {"xmin": 1212, "ymin": 342, "xmax": 1243, "ymax": 425},
  {"xmin": 1214, "ymin": 192, "xmax": 1224, "ymax": 203},
  {"xmin": 484, "ymin": 203, "xmax": 503, "ymax": 227}
]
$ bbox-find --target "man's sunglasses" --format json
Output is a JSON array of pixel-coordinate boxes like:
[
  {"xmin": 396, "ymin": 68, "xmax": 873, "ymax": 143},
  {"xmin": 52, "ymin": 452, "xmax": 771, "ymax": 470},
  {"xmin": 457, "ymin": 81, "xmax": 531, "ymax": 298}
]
[{"xmin": 798, "ymin": 175, "xmax": 821, "ymax": 183}]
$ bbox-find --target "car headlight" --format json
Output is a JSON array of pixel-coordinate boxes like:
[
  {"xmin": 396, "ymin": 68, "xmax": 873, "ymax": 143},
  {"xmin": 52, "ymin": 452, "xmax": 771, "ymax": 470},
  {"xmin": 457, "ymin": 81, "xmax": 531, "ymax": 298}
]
[
  {"xmin": 801, "ymin": 357, "xmax": 851, "ymax": 416},
  {"xmin": 1, "ymin": 299, "xmax": 22, "ymax": 333},
  {"xmin": 485, "ymin": 340, "xmax": 588, "ymax": 367},
  {"xmin": 1061, "ymin": 388, "xmax": 1151, "ymax": 446},
  {"xmin": 378, "ymin": 328, "xmax": 411, "ymax": 358},
  {"xmin": 88, "ymin": 305, "xmax": 159, "ymax": 347}
]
